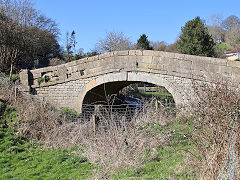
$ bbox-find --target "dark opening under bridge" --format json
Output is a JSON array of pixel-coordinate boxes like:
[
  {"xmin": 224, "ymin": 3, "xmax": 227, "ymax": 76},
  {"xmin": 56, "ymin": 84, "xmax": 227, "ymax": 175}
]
[{"xmin": 19, "ymin": 50, "xmax": 240, "ymax": 113}]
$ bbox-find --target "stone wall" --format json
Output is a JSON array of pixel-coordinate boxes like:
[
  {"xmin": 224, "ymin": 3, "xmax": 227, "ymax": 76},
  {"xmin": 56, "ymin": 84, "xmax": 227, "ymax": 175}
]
[{"xmin": 19, "ymin": 50, "xmax": 240, "ymax": 112}]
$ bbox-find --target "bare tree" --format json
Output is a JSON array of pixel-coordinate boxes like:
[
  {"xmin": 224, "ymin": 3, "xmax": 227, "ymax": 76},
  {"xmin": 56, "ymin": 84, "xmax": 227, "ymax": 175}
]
[
  {"xmin": 207, "ymin": 14, "xmax": 224, "ymax": 43},
  {"xmin": 0, "ymin": 0, "xmax": 61, "ymax": 76},
  {"xmin": 221, "ymin": 15, "xmax": 240, "ymax": 48},
  {"xmin": 150, "ymin": 41, "xmax": 167, "ymax": 51},
  {"xmin": 95, "ymin": 31, "xmax": 133, "ymax": 53},
  {"xmin": 0, "ymin": 12, "xmax": 22, "ymax": 78},
  {"xmin": 207, "ymin": 14, "xmax": 240, "ymax": 48},
  {"xmin": 224, "ymin": 24, "xmax": 240, "ymax": 48}
]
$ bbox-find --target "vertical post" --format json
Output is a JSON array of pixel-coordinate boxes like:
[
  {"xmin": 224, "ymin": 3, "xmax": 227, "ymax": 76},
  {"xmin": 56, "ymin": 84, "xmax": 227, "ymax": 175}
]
[
  {"xmin": 14, "ymin": 87, "xmax": 18, "ymax": 102},
  {"xmin": 92, "ymin": 105, "xmax": 100, "ymax": 135},
  {"xmin": 155, "ymin": 99, "xmax": 158, "ymax": 111},
  {"xmin": 19, "ymin": 69, "xmax": 31, "ymax": 93},
  {"xmin": 92, "ymin": 114, "xmax": 96, "ymax": 135}
]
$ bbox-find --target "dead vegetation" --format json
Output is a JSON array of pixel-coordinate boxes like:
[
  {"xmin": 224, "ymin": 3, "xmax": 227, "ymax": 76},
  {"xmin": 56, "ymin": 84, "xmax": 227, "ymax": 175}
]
[
  {"xmin": 1, "ymin": 79, "xmax": 240, "ymax": 179},
  {"xmin": 190, "ymin": 81, "xmax": 240, "ymax": 179},
  {"xmin": 0, "ymin": 82, "xmax": 174, "ymax": 178}
]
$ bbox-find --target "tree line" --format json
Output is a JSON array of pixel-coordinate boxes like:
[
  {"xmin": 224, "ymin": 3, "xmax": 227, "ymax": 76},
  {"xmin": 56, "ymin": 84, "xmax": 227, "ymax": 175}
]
[
  {"xmin": 1, "ymin": 0, "xmax": 240, "ymax": 76},
  {"xmin": 0, "ymin": 0, "xmax": 61, "ymax": 77},
  {"xmin": 93, "ymin": 15, "xmax": 240, "ymax": 59}
]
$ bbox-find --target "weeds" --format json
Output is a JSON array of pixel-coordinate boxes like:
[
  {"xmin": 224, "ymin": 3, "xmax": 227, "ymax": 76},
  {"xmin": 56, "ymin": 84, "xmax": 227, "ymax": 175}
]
[
  {"xmin": 1, "ymin": 79, "xmax": 239, "ymax": 179},
  {"xmin": 190, "ymin": 81, "xmax": 240, "ymax": 179},
  {"xmin": 0, "ymin": 100, "xmax": 93, "ymax": 179}
]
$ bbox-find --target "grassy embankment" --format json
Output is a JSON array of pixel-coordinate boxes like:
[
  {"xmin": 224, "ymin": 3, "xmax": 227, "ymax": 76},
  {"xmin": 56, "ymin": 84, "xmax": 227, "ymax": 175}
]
[
  {"xmin": 1, "ymin": 80, "xmax": 239, "ymax": 179},
  {"xmin": 0, "ymin": 105, "xmax": 93, "ymax": 179},
  {"xmin": 0, "ymin": 101, "xmax": 195, "ymax": 179}
]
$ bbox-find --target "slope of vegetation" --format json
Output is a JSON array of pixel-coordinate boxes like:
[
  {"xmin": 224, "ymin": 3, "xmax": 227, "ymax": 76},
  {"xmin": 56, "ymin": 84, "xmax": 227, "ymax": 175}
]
[
  {"xmin": 0, "ymin": 80, "xmax": 239, "ymax": 179},
  {"xmin": 110, "ymin": 118, "xmax": 196, "ymax": 179},
  {"xmin": 0, "ymin": 105, "xmax": 93, "ymax": 180},
  {"xmin": 0, "ymin": 93, "xmax": 195, "ymax": 179}
]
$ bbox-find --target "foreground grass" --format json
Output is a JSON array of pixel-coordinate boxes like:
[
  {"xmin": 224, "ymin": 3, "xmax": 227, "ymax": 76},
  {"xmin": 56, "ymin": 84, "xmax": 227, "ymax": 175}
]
[
  {"xmin": 0, "ymin": 103, "xmax": 196, "ymax": 179},
  {"xmin": 111, "ymin": 146, "xmax": 192, "ymax": 179},
  {"xmin": 0, "ymin": 125, "xmax": 195, "ymax": 180},
  {"xmin": 0, "ymin": 129, "xmax": 93, "ymax": 180},
  {"xmin": 110, "ymin": 118, "xmax": 196, "ymax": 179}
]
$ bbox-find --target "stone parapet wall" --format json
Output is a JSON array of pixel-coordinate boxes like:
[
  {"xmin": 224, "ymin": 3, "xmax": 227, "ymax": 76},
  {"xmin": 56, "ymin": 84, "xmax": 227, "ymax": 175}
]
[
  {"xmin": 21, "ymin": 50, "xmax": 240, "ymax": 89},
  {"xmin": 19, "ymin": 50, "xmax": 240, "ymax": 112}
]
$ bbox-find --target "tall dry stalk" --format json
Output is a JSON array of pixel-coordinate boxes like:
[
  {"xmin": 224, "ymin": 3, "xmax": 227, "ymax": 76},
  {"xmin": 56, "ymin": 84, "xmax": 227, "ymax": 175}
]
[{"xmin": 191, "ymin": 81, "xmax": 240, "ymax": 179}]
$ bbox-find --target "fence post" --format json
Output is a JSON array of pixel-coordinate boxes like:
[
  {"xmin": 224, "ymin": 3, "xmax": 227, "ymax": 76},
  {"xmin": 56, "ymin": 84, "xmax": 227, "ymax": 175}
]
[
  {"xmin": 155, "ymin": 99, "xmax": 158, "ymax": 111},
  {"xmin": 92, "ymin": 114, "xmax": 96, "ymax": 135},
  {"xmin": 92, "ymin": 105, "xmax": 100, "ymax": 135},
  {"xmin": 14, "ymin": 87, "xmax": 18, "ymax": 102}
]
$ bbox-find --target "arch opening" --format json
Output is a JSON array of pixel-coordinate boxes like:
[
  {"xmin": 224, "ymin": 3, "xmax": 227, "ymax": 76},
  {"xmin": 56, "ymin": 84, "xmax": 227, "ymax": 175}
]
[{"xmin": 82, "ymin": 81, "xmax": 175, "ymax": 111}]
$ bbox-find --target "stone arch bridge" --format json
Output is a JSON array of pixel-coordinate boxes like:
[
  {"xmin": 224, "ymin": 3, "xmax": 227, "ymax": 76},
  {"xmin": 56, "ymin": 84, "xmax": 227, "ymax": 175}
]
[{"xmin": 20, "ymin": 50, "xmax": 240, "ymax": 113}]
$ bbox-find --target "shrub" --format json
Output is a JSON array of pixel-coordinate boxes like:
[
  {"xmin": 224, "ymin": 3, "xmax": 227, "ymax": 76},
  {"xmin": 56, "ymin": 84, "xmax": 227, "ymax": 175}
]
[
  {"xmin": 37, "ymin": 77, "xmax": 44, "ymax": 85},
  {"xmin": 60, "ymin": 107, "xmax": 79, "ymax": 117},
  {"xmin": 37, "ymin": 76, "xmax": 50, "ymax": 85},
  {"xmin": 190, "ymin": 81, "xmax": 240, "ymax": 179}
]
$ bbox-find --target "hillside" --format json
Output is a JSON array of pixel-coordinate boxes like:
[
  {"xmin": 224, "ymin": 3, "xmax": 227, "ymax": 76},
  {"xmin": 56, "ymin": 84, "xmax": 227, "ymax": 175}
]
[{"xmin": 0, "ymin": 80, "xmax": 239, "ymax": 179}]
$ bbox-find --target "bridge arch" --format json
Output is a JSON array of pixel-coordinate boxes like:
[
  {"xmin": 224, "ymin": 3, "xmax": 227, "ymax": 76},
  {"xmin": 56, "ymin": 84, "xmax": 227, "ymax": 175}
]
[
  {"xmin": 77, "ymin": 71, "xmax": 190, "ymax": 112},
  {"xmin": 19, "ymin": 50, "xmax": 238, "ymax": 113}
]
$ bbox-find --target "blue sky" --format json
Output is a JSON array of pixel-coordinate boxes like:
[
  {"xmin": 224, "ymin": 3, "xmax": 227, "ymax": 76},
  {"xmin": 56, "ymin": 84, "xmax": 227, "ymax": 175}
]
[{"xmin": 32, "ymin": 0, "xmax": 240, "ymax": 53}]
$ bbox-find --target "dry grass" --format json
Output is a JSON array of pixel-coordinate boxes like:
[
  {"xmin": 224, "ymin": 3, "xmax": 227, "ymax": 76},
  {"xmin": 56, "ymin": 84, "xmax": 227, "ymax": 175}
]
[
  {"xmin": 190, "ymin": 80, "xmax": 240, "ymax": 180},
  {"xmin": 2, "ymin": 79, "xmax": 239, "ymax": 179},
  {"xmin": 82, "ymin": 107, "xmax": 171, "ymax": 179},
  {"xmin": 0, "ymin": 84, "xmax": 173, "ymax": 179}
]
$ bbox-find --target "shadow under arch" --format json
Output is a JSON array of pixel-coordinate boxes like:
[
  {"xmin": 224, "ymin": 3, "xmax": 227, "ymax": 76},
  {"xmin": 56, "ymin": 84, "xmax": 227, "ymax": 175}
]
[{"xmin": 76, "ymin": 71, "xmax": 184, "ymax": 113}]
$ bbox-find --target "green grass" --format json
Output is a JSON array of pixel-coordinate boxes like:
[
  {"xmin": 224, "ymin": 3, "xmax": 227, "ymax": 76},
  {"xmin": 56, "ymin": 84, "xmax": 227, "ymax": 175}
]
[
  {"xmin": 110, "ymin": 118, "xmax": 197, "ymax": 179},
  {"xmin": 60, "ymin": 107, "xmax": 80, "ymax": 117},
  {"xmin": 217, "ymin": 43, "xmax": 233, "ymax": 52},
  {"xmin": 110, "ymin": 146, "xmax": 193, "ymax": 179},
  {"xmin": 0, "ymin": 129, "xmax": 93, "ymax": 180},
  {"xmin": 140, "ymin": 91, "xmax": 173, "ymax": 97},
  {"xmin": 129, "ymin": 90, "xmax": 174, "ymax": 103},
  {"xmin": 0, "ymin": 103, "xmax": 197, "ymax": 179},
  {"xmin": 0, "ymin": 105, "xmax": 93, "ymax": 180}
]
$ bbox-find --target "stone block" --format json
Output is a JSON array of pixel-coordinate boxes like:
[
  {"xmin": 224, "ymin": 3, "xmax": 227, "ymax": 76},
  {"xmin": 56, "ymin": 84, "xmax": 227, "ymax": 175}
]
[
  {"xmin": 19, "ymin": 70, "xmax": 29, "ymax": 86},
  {"xmin": 167, "ymin": 59, "xmax": 179, "ymax": 72},
  {"xmin": 220, "ymin": 66, "xmax": 232, "ymax": 77},
  {"xmin": 152, "ymin": 56, "xmax": 164, "ymax": 65},
  {"xmin": 142, "ymin": 56, "xmax": 153, "ymax": 64},
  {"xmin": 142, "ymin": 50, "xmax": 155, "ymax": 56},
  {"xmin": 207, "ymin": 64, "xmax": 220, "ymax": 74},
  {"xmin": 114, "ymin": 56, "xmax": 129, "ymax": 69},
  {"xmin": 227, "ymin": 60, "xmax": 240, "ymax": 68},
  {"xmin": 128, "ymin": 72, "xmax": 140, "ymax": 81},
  {"xmin": 65, "ymin": 60, "xmax": 77, "ymax": 67},
  {"xmin": 98, "ymin": 52, "xmax": 112, "ymax": 59},
  {"xmin": 232, "ymin": 67, "xmax": 240, "ymax": 77},
  {"xmin": 174, "ymin": 53, "xmax": 186, "ymax": 60},
  {"xmin": 162, "ymin": 51, "xmax": 176, "ymax": 59},
  {"xmin": 129, "ymin": 50, "xmax": 143, "ymax": 56},
  {"xmin": 178, "ymin": 60, "xmax": 192, "ymax": 75},
  {"xmin": 56, "ymin": 67, "xmax": 67, "ymax": 80},
  {"xmin": 114, "ymin": 50, "xmax": 129, "ymax": 56},
  {"xmin": 86, "ymin": 56, "xmax": 98, "ymax": 62},
  {"xmin": 209, "ymin": 57, "xmax": 227, "ymax": 66}
]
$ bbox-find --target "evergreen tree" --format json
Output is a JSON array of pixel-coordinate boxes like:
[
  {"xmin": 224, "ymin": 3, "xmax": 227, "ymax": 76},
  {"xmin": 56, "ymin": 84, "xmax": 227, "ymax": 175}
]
[
  {"xmin": 176, "ymin": 17, "xmax": 217, "ymax": 57},
  {"xmin": 136, "ymin": 34, "xmax": 153, "ymax": 50},
  {"xmin": 66, "ymin": 30, "xmax": 77, "ymax": 62},
  {"xmin": 70, "ymin": 30, "xmax": 77, "ymax": 55}
]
